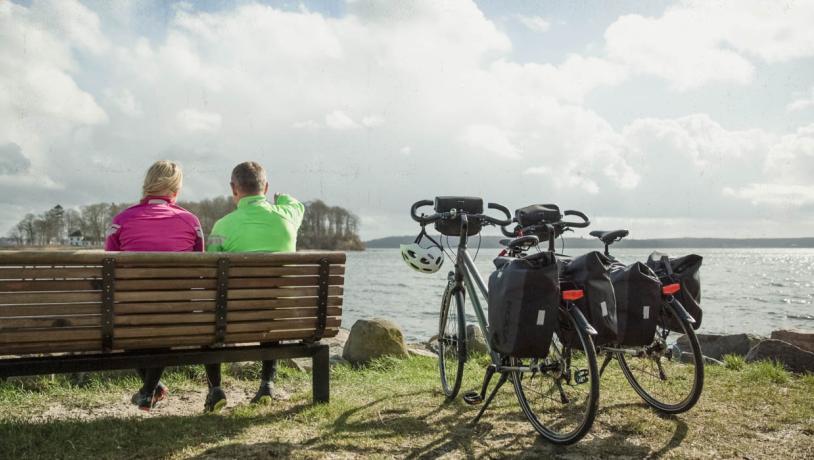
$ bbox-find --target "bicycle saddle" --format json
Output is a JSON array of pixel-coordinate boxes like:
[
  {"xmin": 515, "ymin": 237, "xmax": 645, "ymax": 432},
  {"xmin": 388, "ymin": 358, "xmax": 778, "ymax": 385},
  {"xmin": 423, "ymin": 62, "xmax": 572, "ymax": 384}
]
[
  {"xmin": 589, "ymin": 229, "xmax": 629, "ymax": 245},
  {"xmin": 499, "ymin": 235, "xmax": 540, "ymax": 249}
]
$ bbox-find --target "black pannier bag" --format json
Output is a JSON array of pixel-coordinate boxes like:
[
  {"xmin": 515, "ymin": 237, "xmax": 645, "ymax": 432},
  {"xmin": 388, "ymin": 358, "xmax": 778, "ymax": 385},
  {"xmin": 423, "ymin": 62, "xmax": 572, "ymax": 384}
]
[
  {"xmin": 647, "ymin": 252, "xmax": 703, "ymax": 332},
  {"xmin": 610, "ymin": 262, "xmax": 662, "ymax": 346},
  {"xmin": 560, "ymin": 251, "xmax": 618, "ymax": 346},
  {"xmin": 515, "ymin": 204, "xmax": 562, "ymax": 227},
  {"xmin": 488, "ymin": 251, "xmax": 559, "ymax": 358},
  {"xmin": 433, "ymin": 196, "xmax": 483, "ymax": 236}
]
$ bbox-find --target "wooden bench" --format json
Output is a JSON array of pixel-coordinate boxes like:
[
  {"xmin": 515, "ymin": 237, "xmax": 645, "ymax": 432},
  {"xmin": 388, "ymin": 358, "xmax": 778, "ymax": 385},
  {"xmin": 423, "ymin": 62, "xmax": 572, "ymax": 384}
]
[{"xmin": 0, "ymin": 250, "xmax": 345, "ymax": 403}]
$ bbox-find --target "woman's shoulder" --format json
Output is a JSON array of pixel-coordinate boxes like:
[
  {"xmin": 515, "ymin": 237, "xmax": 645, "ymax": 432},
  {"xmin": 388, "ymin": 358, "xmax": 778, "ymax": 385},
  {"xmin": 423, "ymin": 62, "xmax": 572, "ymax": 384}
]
[{"xmin": 168, "ymin": 203, "xmax": 202, "ymax": 225}]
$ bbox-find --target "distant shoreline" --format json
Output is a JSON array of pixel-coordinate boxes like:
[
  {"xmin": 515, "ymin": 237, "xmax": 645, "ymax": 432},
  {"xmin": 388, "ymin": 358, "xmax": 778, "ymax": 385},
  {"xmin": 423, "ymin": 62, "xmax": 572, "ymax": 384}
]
[{"xmin": 364, "ymin": 236, "xmax": 814, "ymax": 249}]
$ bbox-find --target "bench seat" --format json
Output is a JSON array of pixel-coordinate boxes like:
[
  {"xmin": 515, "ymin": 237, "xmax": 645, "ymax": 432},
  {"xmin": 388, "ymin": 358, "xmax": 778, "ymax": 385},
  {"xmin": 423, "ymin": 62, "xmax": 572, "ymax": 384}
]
[{"xmin": 0, "ymin": 250, "xmax": 346, "ymax": 403}]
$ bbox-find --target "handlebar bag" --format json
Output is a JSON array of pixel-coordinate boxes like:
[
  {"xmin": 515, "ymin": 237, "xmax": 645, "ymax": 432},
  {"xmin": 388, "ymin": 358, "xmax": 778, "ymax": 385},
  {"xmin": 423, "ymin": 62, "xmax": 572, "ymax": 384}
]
[
  {"xmin": 560, "ymin": 251, "xmax": 618, "ymax": 346},
  {"xmin": 647, "ymin": 252, "xmax": 703, "ymax": 332},
  {"xmin": 610, "ymin": 261, "xmax": 662, "ymax": 346},
  {"xmin": 515, "ymin": 204, "xmax": 562, "ymax": 227},
  {"xmin": 434, "ymin": 196, "xmax": 483, "ymax": 236},
  {"xmin": 488, "ymin": 251, "xmax": 559, "ymax": 358}
]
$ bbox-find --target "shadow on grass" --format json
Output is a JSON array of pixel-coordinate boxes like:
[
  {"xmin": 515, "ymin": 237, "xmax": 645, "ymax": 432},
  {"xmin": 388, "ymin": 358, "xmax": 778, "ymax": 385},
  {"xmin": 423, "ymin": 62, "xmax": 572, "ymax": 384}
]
[{"xmin": 0, "ymin": 403, "xmax": 311, "ymax": 460}]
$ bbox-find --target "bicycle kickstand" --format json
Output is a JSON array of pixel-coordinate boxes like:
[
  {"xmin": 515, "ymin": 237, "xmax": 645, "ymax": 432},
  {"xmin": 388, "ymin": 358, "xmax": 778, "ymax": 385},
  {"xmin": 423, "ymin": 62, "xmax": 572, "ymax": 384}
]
[
  {"xmin": 470, "ymin": 372, "xmax": 509, "ymax": 426},
  {"xmin": 599, "ymin": 352, "xmax": 614, "ymax": 377}
]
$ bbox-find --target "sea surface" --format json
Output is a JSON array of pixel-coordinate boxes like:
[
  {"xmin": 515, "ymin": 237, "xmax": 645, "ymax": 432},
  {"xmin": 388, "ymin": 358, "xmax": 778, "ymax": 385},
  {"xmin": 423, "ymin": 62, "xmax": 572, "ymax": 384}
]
[{"xmin": 342, "ymin": 248, "xmax": 814, "ymax": 342}]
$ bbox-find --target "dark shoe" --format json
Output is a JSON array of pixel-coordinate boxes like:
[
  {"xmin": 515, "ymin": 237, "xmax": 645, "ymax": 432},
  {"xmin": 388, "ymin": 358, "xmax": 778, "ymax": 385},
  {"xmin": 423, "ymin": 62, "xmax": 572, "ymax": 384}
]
[
  {"xmin": 204, "ymin": 386, "xmax": 227, "ymax": 413},
  {"xmin": 154, "ymin": 382, "xmax": 169, "ymax": 403},
  {"xmin": 250, "ymin": 384, "xmax": 273, "ymax": 405},
  {"xmin": 131, "ymin": 383, "xmax": 169, "ymax": 411},
  {"xmin": 133, "ymin": 392, "xmax": 154, "ymax": 412}
]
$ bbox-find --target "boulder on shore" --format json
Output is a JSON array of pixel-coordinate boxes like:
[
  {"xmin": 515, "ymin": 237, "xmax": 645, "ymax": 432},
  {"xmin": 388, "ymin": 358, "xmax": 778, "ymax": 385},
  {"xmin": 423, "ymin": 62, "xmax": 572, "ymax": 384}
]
[
  {"xmin": 466, "ymin": 324, "xmax": 489, "ymax": 356},
  {"xmin": 342, "ymin": 318, "xmax": 409, "ymax": 365},
  {"xmin": 770, "ymin": 329, "xmax": 814, "ymax": 354},
  {"xmin": 676, "ymin": 333, "xmax": 763, "ymax": 360},
  {"xmin": 745, "ymin": 339, "xmax": 814, "ymax": 373}
]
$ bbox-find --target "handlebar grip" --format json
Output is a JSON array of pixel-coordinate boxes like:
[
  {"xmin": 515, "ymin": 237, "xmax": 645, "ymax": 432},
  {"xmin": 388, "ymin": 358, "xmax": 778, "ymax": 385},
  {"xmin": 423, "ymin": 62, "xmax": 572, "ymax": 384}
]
[
  {"xmin": 410, "ymin": 200, "xmax": 434, "ymax": 222},
  {"xmin": 562, "ymin": 209, "xmax": 590, "ymax": 228},
  {"xmin": 500, "ymin": 225, "xmax": 517, "ymax": 237},
  {"xmin": 487, "ymin": 202, "xmax": 513, "ymax": 226}
]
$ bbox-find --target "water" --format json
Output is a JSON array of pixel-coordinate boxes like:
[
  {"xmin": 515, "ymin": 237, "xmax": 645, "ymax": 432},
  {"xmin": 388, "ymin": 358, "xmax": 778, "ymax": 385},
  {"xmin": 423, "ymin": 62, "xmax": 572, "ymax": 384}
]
[{"xmin": 343, "ymin": 248, "xmax": 814, "ymax": 342}]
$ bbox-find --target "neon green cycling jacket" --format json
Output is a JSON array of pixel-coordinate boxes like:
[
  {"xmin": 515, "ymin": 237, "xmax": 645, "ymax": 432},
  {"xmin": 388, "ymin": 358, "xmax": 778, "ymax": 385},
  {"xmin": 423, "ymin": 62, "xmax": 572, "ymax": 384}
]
[{"xmin": 206, "ymin": 194, "xmax": 305, "ymax": 253}]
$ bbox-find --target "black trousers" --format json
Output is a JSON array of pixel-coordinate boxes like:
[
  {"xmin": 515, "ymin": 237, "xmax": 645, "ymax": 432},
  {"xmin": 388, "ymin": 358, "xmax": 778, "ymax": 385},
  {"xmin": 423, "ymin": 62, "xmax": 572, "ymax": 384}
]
[{"xmin": 136, "ymin": 367, "xmax": 165, "ymax": 395}]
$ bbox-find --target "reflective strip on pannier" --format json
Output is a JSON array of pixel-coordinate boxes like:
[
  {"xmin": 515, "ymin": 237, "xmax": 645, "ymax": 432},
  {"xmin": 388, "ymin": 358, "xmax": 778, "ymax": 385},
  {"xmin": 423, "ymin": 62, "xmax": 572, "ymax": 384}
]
[
  {"xmin": 610, "ymin": 261, "xmax": 662, "ymax": 346},
  {"xmin": 647, "ymin": 252, "xmax": 703, "ymax": 332},
  {"xmin": 488, "ymin": 252, "xmax": 559, "ymax": 358},
  {"xmin": 560, "ymin": 251, "xmax": 618, "ymax": 346}
]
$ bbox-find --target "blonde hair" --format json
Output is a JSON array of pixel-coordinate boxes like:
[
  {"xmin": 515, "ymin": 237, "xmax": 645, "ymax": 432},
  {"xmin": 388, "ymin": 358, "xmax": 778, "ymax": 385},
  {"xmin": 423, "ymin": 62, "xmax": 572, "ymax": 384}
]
[{"xmin": 142, "ymin": 160, "xmax": 183, "ymax": 197}]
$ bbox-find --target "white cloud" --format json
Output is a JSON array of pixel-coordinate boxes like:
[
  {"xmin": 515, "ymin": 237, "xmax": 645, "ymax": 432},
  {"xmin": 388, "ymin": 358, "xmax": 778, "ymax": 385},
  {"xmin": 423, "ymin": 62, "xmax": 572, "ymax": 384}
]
[
  {"xmin": 325, "ymin": 110, "xmax": 359, "ymax": 130},
  {"xmin": 787, "ymin": 87, "xmax": 814, "ymax": 112},
  {"xmin": 605, "ymin": 0, "xmax": 814, "ymax": 90},
  {"xmin": 460, "ymin": 124, "xmax": 521, "ymax": 159},
  {"xmin": 176, "ymin": 109, "xmax": 222, "ymax": 132},
  {"xmin": 517, "ymin": 15, "xmax": 550, "ymax": 32},
  {"xmin": 361, "ymin": 115, "xmax": 385, "ymax": 128},
  {"xmin": 724, "ymin": 184, "xmax": 814, "ymax": 207},
  {"xmin": 0, "ymin": 0, "xmax": 812, "ymax": 239}
]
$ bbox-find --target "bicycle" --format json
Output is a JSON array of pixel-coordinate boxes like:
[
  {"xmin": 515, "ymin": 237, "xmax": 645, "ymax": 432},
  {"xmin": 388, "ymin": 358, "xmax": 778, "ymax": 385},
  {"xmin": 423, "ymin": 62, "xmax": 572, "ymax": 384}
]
[
  {"xmin": 502, "ymin": 207, "xmax": 703, "ymax": 414},
  {"xmin": 590, "ymin": 230, "xmax": 704, "ymax": 414},
  {"xmin": 409, "ymin": 197, "xmax": 600, "ymax": 445}
]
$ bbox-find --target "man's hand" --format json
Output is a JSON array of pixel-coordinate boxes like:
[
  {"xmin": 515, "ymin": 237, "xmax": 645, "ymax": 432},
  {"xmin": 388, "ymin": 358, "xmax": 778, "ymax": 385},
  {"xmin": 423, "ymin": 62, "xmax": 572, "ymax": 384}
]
[{"xmin": 273, "ymin": 193, "xmax": 282, "ymax": 203}]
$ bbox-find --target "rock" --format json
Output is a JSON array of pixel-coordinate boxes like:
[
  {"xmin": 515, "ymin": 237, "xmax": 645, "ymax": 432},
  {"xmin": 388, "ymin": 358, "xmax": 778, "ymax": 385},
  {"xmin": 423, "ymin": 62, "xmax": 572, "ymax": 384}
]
[
  {"xmin": 323, "ymin": 327, "xmax": 350, "ymax": 349},
  {"xmin": 329, "ymin": 354, "xmax": 350, "ymax": 367},
  {"xmin": 745, "ymin": 339, "xmax": 814, "ymax": 373},
  {"xmin": 407, "ymin": 347, "xmax": 437, "ymax": 359},
  {"xmin": 466, "ymin": 324, "xmax": 489, "ymax": 356},
  {"xmin": 342, "ymin": 318, "xmax": 409, "ymax": 365},
  {"xmin": 676, "ymin": 333, "xmax": 763, "ymax": 360},
  {"xmin": 227, "ymin": 361, "xmax": 259, "ymax": 379},
  {"xmin": 770, "ymin": 329, "xmax": 814, "ymax": 353}
]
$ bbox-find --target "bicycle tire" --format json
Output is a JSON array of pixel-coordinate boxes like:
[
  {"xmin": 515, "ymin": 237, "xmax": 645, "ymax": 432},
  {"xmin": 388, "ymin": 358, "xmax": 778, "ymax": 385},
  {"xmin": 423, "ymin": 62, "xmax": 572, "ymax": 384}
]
[
  {"xmin": 617, "ymin": 300, "xmax": 704, "ymax": 413},
  {"xmin": 511, "ymin": 306, "xmax": 599, "ymax": 445},
  {"xmin": 438, "ymin": 281, "xmax": 467, "ymax": 399}
]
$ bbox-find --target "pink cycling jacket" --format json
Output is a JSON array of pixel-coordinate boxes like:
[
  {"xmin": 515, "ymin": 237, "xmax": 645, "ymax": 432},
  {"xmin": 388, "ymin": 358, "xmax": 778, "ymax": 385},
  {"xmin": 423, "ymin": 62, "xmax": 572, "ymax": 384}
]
[{"xmin": 105, "ymin": 196, "xmax": 204, "ymax": 252}]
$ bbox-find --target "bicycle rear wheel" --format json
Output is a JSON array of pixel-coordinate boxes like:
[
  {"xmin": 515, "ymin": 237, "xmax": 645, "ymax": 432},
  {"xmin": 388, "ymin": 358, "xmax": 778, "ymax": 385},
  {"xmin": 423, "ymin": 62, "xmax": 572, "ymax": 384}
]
[
  {"xmin": 511, "ymin": 306, "xmax": 599, "ymax": 445},
  {"xmin": 438, "ymin": 281, "xmax": 466, "ymax": 399},
  {"xmin": 617, "ymin": 300, "xmax": 704, "ymax": 413}
]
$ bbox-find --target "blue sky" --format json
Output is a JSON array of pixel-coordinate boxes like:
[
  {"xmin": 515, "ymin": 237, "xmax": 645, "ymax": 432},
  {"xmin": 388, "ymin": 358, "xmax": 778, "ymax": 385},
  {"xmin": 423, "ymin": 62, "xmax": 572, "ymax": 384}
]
[{"xmin": 1, "ymin": 0, "xmax": 813, "ymax": 239}]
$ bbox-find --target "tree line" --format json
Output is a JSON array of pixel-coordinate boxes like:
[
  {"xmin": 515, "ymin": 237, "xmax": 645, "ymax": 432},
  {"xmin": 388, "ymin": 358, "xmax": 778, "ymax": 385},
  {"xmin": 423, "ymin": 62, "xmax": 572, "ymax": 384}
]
[{"xmin": 6, "ymin": 197, "xmax": 364, "ymax": 250}]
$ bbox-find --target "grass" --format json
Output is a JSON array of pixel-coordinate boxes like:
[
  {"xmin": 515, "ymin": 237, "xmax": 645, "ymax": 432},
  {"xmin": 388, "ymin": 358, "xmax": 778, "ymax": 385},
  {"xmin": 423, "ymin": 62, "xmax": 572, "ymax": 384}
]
[{"xmin": 0, "ymin": 357, "xmax": 812, "ymax": 459}]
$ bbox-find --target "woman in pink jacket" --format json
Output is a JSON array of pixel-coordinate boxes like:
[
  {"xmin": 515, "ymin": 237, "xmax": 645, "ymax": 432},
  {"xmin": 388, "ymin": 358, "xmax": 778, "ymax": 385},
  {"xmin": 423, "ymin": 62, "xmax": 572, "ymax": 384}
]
[{"xmin": 105, "ymin": 160, "xmax": 204, "ymax": 411}]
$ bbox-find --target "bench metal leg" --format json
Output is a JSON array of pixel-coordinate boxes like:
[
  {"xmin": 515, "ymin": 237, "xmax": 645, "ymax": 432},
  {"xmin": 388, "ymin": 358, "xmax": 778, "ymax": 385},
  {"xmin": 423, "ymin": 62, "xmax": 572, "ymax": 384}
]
[{"xmin": 312, "ymin": 345, "xmax": 330, "ymax": 404}]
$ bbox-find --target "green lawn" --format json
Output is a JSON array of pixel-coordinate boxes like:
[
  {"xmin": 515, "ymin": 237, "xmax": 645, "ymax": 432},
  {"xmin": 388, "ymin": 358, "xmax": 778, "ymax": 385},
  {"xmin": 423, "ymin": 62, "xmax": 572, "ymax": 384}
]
[{"xmin": 0, "ymin": 356, "xmax": 812, "ymax": 459}]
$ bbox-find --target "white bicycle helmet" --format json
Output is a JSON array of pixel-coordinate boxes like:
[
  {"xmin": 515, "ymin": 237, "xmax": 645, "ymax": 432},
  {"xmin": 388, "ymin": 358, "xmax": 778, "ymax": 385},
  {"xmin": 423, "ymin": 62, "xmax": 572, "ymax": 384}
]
[{"xmin": 401, "ymin": 228, "xmax": 444, "ymax": 273}]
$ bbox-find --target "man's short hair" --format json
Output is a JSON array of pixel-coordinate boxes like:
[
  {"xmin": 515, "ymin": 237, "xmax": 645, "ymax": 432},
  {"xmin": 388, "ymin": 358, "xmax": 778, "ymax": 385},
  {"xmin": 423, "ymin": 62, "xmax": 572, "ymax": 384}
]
[{"xmin": 231, "ymin": 161, "xmax": 267, "ymax": 194}]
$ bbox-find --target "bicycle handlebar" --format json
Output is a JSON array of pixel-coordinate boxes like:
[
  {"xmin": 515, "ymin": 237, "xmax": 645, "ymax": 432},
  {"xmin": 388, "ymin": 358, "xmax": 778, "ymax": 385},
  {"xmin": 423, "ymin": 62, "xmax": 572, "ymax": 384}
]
[
  {"xmin": 409, "ymin": 199, "xmax": 513, "ymax": 227},
  {"xmin": 562, "ymin": 209, "xmax": 590, "ymax": 228},
  {"xmin": 499, "ymin": 208, "xmax": 591, "ymax": 237}
]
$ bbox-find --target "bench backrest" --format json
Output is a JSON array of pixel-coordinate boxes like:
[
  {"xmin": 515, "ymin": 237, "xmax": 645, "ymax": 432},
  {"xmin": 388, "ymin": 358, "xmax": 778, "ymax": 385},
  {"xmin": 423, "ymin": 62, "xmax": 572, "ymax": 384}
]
[{"xmin": 0, "ymin": 251, "xmax": 345, "ymax": 355}]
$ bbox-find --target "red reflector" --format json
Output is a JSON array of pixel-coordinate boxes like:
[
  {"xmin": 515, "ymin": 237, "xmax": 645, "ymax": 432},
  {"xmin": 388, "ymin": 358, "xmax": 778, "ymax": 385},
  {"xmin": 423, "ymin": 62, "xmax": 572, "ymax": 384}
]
[
  {"xmin": 562, "ymin": 290, "xmax": 584, "ymax": 301},
  {"xmin": 662, "ymin": 283, "xmax": 681, "ymax": 295}
]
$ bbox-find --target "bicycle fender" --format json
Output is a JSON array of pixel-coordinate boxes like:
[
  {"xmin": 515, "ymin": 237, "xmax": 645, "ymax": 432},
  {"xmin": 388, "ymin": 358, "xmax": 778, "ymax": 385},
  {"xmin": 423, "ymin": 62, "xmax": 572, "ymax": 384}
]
[
  {"xmin": 668, "ymin": 297, "xmax": 696, "ymax": 324},
  {"xmin": 568, "ymin": 303, "xmax": 598, "ymax": 336}
]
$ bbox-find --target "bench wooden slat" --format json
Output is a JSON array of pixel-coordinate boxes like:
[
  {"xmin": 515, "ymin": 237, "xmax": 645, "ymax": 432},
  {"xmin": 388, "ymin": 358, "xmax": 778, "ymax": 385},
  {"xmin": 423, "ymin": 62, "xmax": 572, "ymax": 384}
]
[
  {"xmin": 112, "ymin": 286, "xmax": 343, "ymax": 303},
  {"xmin": 113, "ymin": 296, "xmax": 343, "ymax": 314},
  {"xmin": 112, "ymin": 306, "xmax": 342, "ymax": 326},
  {"xmin": 0, "ymin": 291, "xmax": 102, "ymax": 304},
  {"xmin": 114, "ymin": 265, "xmax": 345, "ymax": 279},
  {"xmin": 0, "ymin": 315, "xmax": 100, "ymax": 329},
  {"xmin": 113, "ymin": 317, "xmax": 341, "ymax": 339},
  {"xmin": 0, "ymin": 267, "xmax": 101, "ymax": 280},
  {"xmin": 0, "ymin": 328, "xmax": 340, "ymax": 355},
  {"xmin": 0, "ymin": 251, "xmax": 346, "ymax": 266},
  {"xmin": 0, "ymin": 303, "xmax": 102, "ymax": 316}
]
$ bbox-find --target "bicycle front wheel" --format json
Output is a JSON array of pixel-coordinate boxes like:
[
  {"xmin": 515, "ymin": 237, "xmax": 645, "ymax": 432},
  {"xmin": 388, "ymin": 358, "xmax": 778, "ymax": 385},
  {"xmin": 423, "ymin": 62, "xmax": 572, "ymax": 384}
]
[
  {"xmin": 617, "ymin": 300, "xmax": 704, "ymax": 413},
  {"xmin": 438, "ymin": 281, "xmax": 466, "ymax": 399},
  {"xmin": 511, "ymin": 306, "xmax": 599, "ymax": 445}
]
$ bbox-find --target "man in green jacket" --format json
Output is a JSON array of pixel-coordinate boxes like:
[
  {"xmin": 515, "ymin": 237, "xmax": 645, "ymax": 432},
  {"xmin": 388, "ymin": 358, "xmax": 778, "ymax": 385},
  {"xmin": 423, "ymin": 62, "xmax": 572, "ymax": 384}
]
[{"xmin": 203, "ymin": 161, "xmax": 305, "ymax": 412}]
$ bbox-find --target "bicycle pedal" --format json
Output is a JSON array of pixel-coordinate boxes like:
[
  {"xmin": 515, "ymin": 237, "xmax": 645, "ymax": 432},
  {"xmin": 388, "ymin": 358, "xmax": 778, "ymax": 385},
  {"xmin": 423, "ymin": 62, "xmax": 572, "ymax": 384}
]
[{"xmin": 462, "ymin": 390, "xmax": 483, "ymax": 405}]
